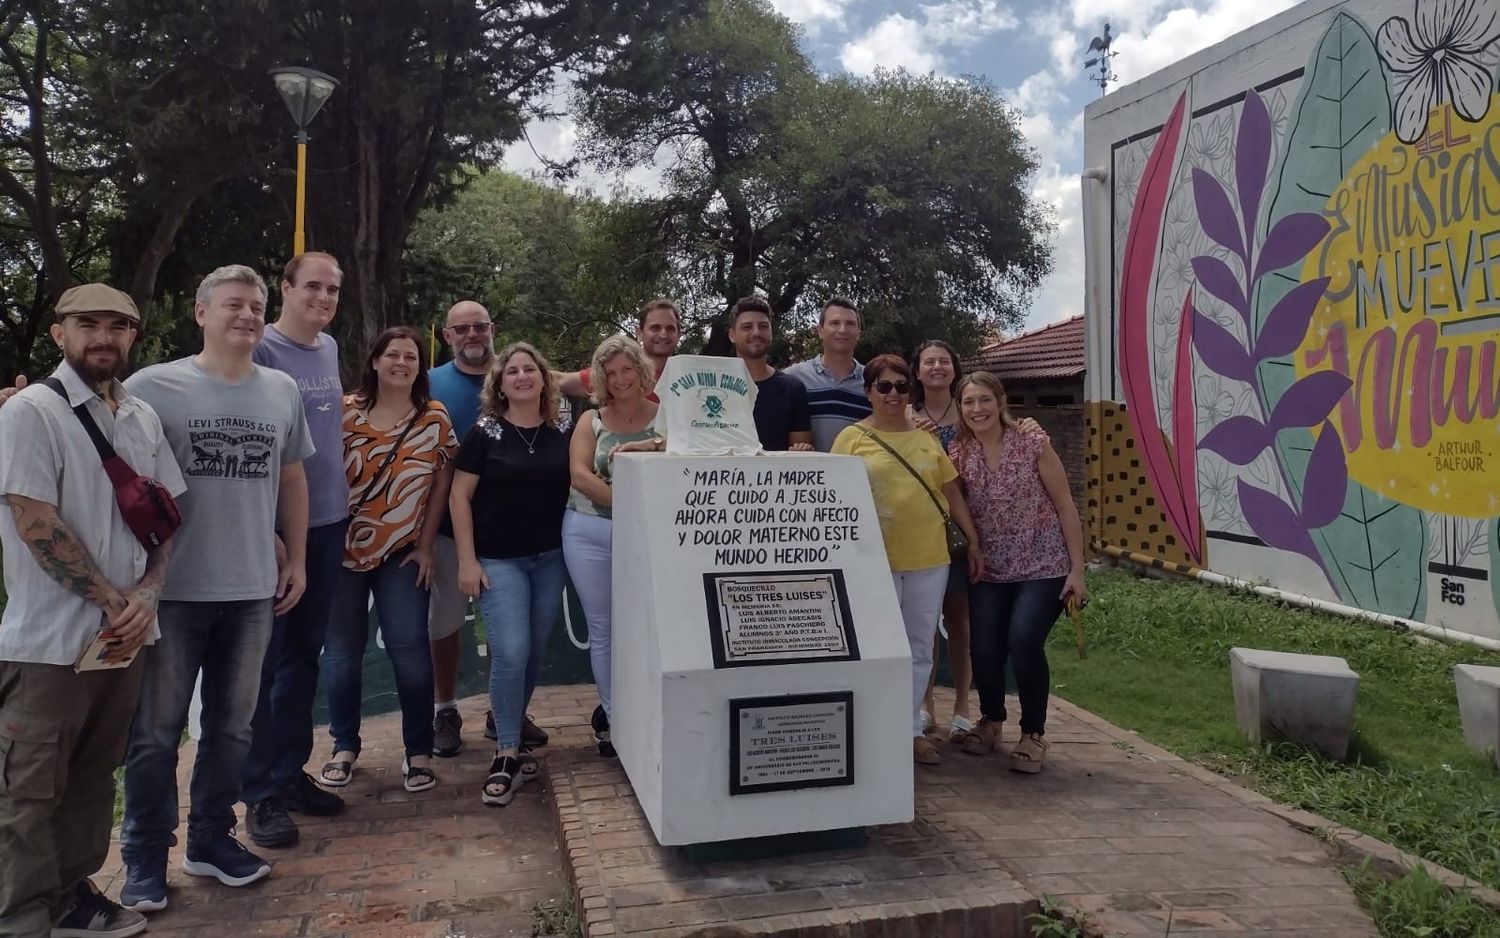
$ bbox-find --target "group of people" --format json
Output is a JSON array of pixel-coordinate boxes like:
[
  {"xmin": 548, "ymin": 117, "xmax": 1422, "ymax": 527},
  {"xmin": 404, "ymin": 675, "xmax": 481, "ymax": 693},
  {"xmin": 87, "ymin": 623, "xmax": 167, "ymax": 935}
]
[{"xmin": 0, "ymin": 259, "xmax": 1085, "ymax": 938}]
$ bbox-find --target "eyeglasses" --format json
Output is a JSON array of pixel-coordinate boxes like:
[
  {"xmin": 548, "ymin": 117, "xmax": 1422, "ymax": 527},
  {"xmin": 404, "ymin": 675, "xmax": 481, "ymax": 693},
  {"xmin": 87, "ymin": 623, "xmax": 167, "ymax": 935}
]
[
  {"xmin": 873, "ymin": 380, "xmax": 911, "ymax": 395},
  {"xmin": 447, "ymin": 322, "xmax": 492, "ymax": 335}
]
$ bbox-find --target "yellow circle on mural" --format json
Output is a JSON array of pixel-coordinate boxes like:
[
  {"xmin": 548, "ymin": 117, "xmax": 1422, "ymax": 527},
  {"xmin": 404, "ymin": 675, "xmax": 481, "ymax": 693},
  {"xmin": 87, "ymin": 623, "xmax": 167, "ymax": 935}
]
[{"xmin": 1298, "ymin": 101, "xmax": 1500, "ymax": 519}]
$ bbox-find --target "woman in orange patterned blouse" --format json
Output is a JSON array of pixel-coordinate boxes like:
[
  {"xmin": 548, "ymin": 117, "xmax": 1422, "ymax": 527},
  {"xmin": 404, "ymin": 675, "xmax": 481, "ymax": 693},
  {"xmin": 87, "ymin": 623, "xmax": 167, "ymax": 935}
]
[{"xmin": 320, "ymin": 326, "xmax": 457, "ymax": 794}]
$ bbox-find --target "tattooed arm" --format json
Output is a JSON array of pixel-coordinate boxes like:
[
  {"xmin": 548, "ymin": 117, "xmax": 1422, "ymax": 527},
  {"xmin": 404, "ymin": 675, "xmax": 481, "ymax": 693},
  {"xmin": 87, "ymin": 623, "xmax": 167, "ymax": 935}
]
[
  {"xmin": 105, "ymin": 539, "xmax": 173, "ymax": 660},
  {"xmin": 4, "ymin": 493, "xmax": 127, "ymax": 616}
]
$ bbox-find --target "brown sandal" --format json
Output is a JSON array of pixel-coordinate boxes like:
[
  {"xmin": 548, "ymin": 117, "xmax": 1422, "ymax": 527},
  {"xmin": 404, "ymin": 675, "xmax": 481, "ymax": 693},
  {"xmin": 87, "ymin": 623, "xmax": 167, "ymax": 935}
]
[
  {"xmin": 1009, "ymin": 733, "xmax": 1047, "ymax": 773},
  {"xmin": 913, "ymin": 737, "xmax": 942, "ymax": 766},
  {"xmin": 960, "ymin": 718, "xmax": 1004, "ymax": 756}
]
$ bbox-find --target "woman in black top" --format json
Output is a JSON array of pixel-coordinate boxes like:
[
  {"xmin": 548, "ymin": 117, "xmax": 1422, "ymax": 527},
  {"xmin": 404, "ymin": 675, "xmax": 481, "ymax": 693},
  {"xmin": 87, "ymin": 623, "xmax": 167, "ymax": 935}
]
[{"xmin": 449, "ymin": 342, "xmax": 572, "ymax": 807}]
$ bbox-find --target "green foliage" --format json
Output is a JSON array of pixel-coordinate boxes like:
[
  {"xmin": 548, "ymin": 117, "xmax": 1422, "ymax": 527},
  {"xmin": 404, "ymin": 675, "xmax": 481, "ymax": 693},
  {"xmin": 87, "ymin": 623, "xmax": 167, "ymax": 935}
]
[
  {"xmin": 1053, "ymin": 569, "xmax": 1500, "ymax": 889},
  {"xmin": 531, "ymin": 896, "xmax": 583, "ymax": 937},
  {"xmin": 1345, "ymin": 864, "xmax": 1500, "ymax": 938},
  {"xmin": 572, "ymin": 0, "xmax": 1052, "ymax": 357},
  {"xmin": 404, "ymin": 168, "xmax": 622, "ymax": 370},
  {"xmin": 1027, "ymin": 896, "xmax": 1088, "ymax": 938}
]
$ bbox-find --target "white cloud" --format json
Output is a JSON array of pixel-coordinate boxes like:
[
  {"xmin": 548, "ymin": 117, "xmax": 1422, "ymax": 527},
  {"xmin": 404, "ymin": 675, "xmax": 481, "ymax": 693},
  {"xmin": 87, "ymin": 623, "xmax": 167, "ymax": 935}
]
[
  {"xmin": 1012, "ymin": 0, "xmax": 1301, "ymax": 328},
  {"xmin": 841, "ymin": 15, "xmax": 941, "ymax": 75},
  {"xmin": 1108, "ymin": 0, "xmax": 1301, "ymax": 85},
  {"xmin": 769, "ymin": 0, "xmax": 851, "ymax": 35},
  {"xmin": 841, "ymin": 1, "xmax": 1020, "ymax": 76}
]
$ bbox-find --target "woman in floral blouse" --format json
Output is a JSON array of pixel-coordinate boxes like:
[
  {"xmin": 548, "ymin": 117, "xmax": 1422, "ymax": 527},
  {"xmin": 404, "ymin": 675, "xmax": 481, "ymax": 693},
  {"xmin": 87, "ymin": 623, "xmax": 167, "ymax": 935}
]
[{"xmin": 948, "ymin": 371, "xmax": 1085, "ymax": 773}]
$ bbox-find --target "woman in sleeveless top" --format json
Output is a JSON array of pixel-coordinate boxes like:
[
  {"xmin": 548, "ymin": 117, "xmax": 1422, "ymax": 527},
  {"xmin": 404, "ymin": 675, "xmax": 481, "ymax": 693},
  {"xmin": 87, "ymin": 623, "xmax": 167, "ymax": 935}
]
[
  {"xmin": 562, "ymin": 335, "xmax": 659, "ymax": 758},
  {"xmin": 948, "ymin": 372, "xmax": 1086, "ymax": 774}
]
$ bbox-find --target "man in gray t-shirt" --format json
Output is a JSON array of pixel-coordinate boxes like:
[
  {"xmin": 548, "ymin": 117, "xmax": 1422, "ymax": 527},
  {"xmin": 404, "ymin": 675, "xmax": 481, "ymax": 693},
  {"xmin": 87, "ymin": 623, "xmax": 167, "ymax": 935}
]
[{"xmin": 117, "ymin": 265, "xmax": 312, "ymax": 912}]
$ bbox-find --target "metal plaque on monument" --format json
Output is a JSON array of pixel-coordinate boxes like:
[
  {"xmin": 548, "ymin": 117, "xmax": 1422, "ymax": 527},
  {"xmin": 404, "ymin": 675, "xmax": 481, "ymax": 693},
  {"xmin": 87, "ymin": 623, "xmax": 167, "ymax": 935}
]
[{"xmin": 611, "ymin": 355, "xmax": 913, "ymax": 847}]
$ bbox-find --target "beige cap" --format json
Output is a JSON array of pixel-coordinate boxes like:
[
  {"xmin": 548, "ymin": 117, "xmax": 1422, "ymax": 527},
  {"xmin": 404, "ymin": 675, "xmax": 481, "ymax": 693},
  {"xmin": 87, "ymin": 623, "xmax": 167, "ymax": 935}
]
[{"xmin": 55, "ymin": 284, "xmax": 140, "ymax": 324}]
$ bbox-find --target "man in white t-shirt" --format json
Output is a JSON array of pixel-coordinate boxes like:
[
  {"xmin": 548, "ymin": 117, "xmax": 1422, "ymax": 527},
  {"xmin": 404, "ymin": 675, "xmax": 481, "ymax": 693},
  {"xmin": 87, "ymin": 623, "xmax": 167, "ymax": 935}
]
[{"xmin": 0, "ymin": 284, "xmax": 185, "ymax": 938}]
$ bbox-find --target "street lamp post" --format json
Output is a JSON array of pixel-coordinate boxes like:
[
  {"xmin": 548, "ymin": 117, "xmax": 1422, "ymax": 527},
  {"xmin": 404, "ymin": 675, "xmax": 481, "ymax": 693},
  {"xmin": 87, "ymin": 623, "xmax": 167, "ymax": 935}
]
[{"xmin": 269, "ymin": 66, "xmax": 339, "ymax": 255}]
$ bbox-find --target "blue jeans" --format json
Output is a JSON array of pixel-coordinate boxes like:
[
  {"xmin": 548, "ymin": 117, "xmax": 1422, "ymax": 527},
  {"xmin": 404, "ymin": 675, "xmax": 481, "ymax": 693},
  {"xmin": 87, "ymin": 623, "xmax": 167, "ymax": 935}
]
[
  {"xmin": 120, "ymin": 599, "xmax": 274, "ymax": 860},
  {"xmin": 968, "ymin": 577, "xmax": 1065, "ymax": 735},
  {"xmin": 322, "ymin": 553, "xmax": 435, "ymax": 759},
  {"xmin": 478, "ymin": 550, "xmax": 566, "ymax": 749},
  {"xmin": 241, "ymin": 519, "xmax": 347, "ymax": 804}
]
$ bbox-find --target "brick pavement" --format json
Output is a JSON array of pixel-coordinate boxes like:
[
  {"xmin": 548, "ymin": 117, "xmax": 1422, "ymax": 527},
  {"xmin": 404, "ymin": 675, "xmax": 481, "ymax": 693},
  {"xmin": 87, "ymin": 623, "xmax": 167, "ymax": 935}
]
[{"xmin": 97, "ymin": 684, "xmax": 1378, "ymax": 937}]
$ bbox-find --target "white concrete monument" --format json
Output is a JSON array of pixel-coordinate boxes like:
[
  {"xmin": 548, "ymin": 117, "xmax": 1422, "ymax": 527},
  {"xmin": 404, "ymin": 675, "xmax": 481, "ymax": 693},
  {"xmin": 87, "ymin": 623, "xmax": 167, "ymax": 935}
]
[
  {"xmin": 1230, "ymin": 647, "xmax": 1359, "ymax": 761},
  {"xmin": 610, "ymin": 356, "xmax": 913, "ymax": 846}
]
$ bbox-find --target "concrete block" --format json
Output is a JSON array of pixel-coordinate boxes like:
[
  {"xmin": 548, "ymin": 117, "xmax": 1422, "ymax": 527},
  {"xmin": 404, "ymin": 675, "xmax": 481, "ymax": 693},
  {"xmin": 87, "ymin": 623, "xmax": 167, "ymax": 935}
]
[
  {"xmin": 1230, "ymin": 648, "xmax": 1358, "ymax": 761},
  {"xmin": 1455, "ymin": 664, "xmax": 1500, "ymax": 767}
]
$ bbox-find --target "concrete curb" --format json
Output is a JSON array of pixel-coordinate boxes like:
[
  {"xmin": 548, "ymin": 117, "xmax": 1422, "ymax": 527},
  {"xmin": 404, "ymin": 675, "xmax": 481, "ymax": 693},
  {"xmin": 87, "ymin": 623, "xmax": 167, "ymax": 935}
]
[{"xmin": 1050, "ymin": 695, "xmax": 1500, "ymax": 913}]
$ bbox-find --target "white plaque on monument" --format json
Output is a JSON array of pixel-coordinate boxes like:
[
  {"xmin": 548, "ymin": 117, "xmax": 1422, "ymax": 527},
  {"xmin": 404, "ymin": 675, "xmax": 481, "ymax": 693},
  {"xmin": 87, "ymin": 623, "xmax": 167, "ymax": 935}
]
[
  {"xmin": 731, "ymin": 692, "xmax": 854, "ymax": 795},
  {"xmin": 705, "ymin": 570, "xmax": 858, "ymax": 668}
]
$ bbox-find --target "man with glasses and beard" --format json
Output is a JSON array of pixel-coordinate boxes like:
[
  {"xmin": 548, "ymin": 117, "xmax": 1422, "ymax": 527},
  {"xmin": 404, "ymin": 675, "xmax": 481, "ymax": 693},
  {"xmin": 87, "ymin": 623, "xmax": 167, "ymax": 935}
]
[
  {"xmin": 427, "ymin": 301, "xmax": 553, "ymax": 756},
  {"xmin": 0, "ymin": 284, "xmax": 185, "ymax": 938}
]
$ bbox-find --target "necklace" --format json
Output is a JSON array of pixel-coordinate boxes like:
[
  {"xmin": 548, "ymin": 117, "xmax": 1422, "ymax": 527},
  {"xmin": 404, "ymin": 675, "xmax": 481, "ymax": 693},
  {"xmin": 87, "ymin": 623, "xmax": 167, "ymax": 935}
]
[
  {"xmin": 512, "ymin": 421, "xmax": 543, "ymax": 454},
  {"xmin": 923, "ymin": 397, "xmax": 954, "ymax": 425}
]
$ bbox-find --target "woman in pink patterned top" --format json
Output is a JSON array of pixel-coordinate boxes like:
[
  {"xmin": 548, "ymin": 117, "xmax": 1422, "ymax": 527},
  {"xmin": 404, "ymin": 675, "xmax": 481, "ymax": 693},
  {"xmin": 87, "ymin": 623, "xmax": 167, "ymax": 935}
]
[{"xmin": 946, "ymin": 372, "xmax": 1085, "ymax": 774}]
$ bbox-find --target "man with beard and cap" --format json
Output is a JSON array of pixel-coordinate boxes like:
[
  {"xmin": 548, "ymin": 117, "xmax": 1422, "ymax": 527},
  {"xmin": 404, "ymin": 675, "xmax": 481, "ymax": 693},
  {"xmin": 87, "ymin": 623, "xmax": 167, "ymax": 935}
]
[
  {"xmin": 728, "ymin": 296, "xmax": 813, "ymax": 452},
  {"xmin": 555, "ymin": 298, "xmax": 681, "ymax": 403},
  {"xmin": 240, "ymin": 252, "xmax": 350, "ymax": 849},
  {"xmin": 0, "ymin": 284, "xmax": 186, "ymax": 938},
  {"xmin": 428, "ymin": 300, "xmax": 552, "ymax": 757}
]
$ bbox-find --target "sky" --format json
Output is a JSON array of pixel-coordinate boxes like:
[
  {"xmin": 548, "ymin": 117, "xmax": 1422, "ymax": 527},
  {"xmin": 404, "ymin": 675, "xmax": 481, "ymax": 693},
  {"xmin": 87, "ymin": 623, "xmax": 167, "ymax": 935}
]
[{"xmin": 502, "ymin": 0, "xmax": 1303, "ymax": 334}]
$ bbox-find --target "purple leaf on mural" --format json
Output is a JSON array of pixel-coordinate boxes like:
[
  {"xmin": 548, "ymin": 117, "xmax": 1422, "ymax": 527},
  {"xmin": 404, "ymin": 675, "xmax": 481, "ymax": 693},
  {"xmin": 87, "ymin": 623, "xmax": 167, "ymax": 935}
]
[
  {"xmin": 1193, "ymin": 169, "xmax": 1245, "ymax": 259},
  {"xmin": 1193, "ymin": 309, "xmax": 1253, "ymax": 382},
  {"xmin": 1191, "ymin": 255, "xmax": 1247, "ymax": 317},
  {"xmin": 1299, "ymin": 421, "xmax": 1348, "ymax": 529},
  {"xmin": 1199, "ymin": 415, "xmax": 1270, "ymax": 465},
  {"xmin": 1253, "ymin": 277, "xmax": 1331, "ymax": 361},
  {"xmin": 1254, "ymin": 213, "xmax": 1331, "ymax": 282},
  {"xmin": 1268, "ymin": 371, "xmax": 1352, "ymax": 431},
  {"xmin": 1238, "ymin": 478, "xmax": 1321, "ymax": 562},
  {"xmin": 1236, "ymin": 90, "xmax": 1272, "ymax": 250}
]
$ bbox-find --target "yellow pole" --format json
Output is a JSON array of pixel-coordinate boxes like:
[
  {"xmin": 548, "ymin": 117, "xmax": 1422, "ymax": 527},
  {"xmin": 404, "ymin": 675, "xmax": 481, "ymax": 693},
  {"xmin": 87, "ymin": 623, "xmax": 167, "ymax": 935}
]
[{"xmin": 293, "ymin": 137, "xmax": 308, "ymax": 255}]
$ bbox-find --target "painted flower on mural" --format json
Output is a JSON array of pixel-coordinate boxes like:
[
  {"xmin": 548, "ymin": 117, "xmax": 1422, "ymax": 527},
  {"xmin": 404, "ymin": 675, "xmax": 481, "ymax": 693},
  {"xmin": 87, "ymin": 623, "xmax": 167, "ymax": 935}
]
[
  {"xmin": 1195, "ymin": 375, "xmax": 1236, "ymax": 429},
  {"xmin": 1378, "ymin": 0, "xmax": 1500, "ymax": 143}
]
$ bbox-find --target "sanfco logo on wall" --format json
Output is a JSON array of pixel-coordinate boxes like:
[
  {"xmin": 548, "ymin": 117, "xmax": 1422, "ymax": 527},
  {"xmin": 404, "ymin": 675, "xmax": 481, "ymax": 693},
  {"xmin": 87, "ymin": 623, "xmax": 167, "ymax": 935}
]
[{"xmin": 667, "ymin": 368, "xmax": 752, "ymax": 431}]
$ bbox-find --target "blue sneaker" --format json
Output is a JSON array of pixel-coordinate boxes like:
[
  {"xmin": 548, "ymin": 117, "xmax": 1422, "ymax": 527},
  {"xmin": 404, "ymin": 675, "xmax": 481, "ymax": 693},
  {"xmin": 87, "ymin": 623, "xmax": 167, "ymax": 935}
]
[
  {"xmin": 182, "ymin": 834, "xmax": 271, "ymax": 887},
  {"xmin": 119, "ymin": 854, "xmax": 168, "ymax": 912}
]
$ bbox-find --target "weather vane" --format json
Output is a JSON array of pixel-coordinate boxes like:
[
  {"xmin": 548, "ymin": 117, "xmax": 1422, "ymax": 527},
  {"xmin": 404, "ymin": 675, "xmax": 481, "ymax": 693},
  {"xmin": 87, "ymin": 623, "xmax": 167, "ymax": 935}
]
[{"xmin": 1084, "ymin": 21, "xmax": 1117, "ymax": 95}]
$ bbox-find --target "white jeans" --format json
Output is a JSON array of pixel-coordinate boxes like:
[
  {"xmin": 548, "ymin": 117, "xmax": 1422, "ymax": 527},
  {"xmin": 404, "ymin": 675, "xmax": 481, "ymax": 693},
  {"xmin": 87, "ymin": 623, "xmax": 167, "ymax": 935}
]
[
  {"xmin": 892, "ymin": 565, "xmax": 950, "ymax": 737},
  {"xmin": 562, "ymin": 510, "xmax": 614, "ymax": 717}
]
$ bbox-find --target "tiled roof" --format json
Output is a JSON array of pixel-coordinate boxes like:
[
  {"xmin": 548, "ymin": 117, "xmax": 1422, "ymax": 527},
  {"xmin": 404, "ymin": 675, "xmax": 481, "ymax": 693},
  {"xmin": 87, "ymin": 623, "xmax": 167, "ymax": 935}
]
[{"xmin": 963, "ymin": 315, "xmax": 1084, "ymax": 380}]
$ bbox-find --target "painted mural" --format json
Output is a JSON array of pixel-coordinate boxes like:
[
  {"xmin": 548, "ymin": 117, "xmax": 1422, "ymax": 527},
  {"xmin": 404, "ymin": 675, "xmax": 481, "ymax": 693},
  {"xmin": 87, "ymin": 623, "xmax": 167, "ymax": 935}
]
[{"xmin": 1090, "ymin": 0, "xmax": 1500, "ymax": 641}]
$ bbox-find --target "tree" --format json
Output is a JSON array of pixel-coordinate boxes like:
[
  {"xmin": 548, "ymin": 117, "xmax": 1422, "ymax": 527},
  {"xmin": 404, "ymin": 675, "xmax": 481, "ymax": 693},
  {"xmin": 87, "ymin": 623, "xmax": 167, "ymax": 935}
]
[
  {"xmin": 572, "ymin": 0, "xmax": 1053, "ymax": 357},
  {"xmin": 0, "ymin": 1, "xmax": 111, "ymax": 377},
  {"xmin": 0, "ymin": 0, "xmax": 703, "ymax": 379},
  {"xmin": 405, "ymin": 168, "xmax": 627, "ymax": 369}
]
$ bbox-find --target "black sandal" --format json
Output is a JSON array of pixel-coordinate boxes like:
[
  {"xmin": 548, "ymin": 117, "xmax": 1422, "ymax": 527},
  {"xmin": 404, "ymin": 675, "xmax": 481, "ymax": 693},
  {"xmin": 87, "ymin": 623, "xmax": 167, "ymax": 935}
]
[
  {"xmin": 319, "ymin": 752, "xmax": 357, "ymax": 788},
  {"xmin": 402, "ymin": 757, "xmax": 437, "ymax": 793},
  {"xmin": 483, "ymin": 755, "xmax": 521, "ymax": 806}
]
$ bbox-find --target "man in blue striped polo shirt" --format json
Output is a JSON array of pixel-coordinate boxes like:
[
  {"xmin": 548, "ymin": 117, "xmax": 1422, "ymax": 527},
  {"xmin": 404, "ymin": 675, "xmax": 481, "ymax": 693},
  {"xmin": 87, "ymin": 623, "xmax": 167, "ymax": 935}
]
[{"xmin": 785, "ymin": 297, "xmax": 871, "ymax": 452}]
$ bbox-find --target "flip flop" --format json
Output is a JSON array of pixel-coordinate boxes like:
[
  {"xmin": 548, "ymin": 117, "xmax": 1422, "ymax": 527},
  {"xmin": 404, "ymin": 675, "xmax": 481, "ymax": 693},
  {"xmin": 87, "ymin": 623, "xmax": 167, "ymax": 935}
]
[
  {"xmin": 319, "ymin": 753, "xmax": 358, "ymax": 788},
  {"xmin": 402, "ymin": 757, "xmax": 437, "ymax": 793}
]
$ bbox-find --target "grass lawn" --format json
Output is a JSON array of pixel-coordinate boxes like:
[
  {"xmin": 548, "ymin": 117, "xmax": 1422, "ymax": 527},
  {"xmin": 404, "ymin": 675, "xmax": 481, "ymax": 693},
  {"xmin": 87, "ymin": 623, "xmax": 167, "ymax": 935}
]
[{"xmin": 1052, "ymin": 567, "xmax": 1500, "ymax": 935}]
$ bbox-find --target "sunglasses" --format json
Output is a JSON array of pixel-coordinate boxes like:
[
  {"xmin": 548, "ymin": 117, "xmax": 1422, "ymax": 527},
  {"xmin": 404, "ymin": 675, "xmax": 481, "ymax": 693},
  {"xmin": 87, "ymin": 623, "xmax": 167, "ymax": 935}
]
[
  {"xmin": 447, "ymin": 322, "xmax": 492, "ymax": 335},
  {"xmin": 873, "ymin": 379, "xmax": 911, "ymax": 395}
]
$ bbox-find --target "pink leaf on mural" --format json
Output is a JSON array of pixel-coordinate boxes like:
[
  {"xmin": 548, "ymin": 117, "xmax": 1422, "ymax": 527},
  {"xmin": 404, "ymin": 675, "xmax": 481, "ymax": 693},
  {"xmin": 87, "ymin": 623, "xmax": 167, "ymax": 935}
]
[
  {"xmin": 1171, "ymin": 288, "xmax": 1202, "ymax": 557},
  {"xmin": 1118, "ymin": 90, "xmax": 1203, "ymax": 563}
]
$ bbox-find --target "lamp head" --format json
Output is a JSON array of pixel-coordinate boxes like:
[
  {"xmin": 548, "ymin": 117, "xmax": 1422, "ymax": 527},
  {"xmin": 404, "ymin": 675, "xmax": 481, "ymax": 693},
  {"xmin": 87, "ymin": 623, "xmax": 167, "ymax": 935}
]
[{"xmin": 270, "ymin": 66, "xmax": 339, "ymax": 131}]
